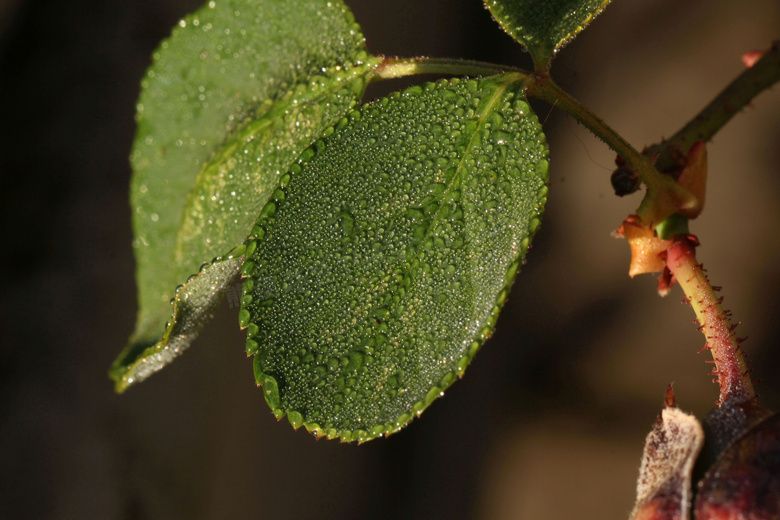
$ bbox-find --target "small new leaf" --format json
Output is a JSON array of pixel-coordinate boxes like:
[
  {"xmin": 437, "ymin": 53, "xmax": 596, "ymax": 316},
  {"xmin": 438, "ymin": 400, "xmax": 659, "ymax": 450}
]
[
  {"xmin": 484, "ymin": 0, "xmax": 612, "ymax": 72},
  {"xmin": 242, "ymin": 74, "xmax": 549, "ymax": 442}
]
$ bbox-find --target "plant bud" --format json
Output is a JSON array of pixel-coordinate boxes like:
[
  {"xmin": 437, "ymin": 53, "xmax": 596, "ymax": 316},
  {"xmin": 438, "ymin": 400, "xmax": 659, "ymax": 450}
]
[{"xmin": 630, "ymin": 390, "xmax": 780, "ymax": 519}]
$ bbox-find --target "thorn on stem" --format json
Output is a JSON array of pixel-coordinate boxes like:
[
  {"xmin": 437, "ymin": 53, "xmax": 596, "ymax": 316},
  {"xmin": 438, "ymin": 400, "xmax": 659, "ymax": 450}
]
[{"xmin": 664, "ymin": 384, "xmax": 676, "ymax": 407}]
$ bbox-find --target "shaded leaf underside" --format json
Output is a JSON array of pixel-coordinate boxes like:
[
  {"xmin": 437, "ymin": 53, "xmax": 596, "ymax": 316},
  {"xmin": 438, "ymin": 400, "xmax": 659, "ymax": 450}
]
[
  {"xmin": 112, "ymin": 0, "xmax": 376, "ymax": 390},
  {"xmin": 241, "ymin": 74, "xmax": 549, "ymax": 442}
]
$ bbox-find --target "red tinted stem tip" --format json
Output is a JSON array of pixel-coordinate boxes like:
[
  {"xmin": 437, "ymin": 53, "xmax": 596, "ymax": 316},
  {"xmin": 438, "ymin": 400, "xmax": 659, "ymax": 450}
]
[{"xmin": 665, "ymin": 237, "xmax": 754, "ymax": 404}]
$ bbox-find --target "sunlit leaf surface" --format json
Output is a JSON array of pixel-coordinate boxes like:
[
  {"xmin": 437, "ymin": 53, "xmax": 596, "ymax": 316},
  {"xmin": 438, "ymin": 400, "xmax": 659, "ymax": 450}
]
[{"xmin": 242, "ymin": 74, "xmax": 549, "ymax": 441}]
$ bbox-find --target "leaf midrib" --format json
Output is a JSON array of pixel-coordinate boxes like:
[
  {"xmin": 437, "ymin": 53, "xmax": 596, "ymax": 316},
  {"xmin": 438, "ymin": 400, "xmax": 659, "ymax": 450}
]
[
  {"xmin": 173, "ymin": 59, "xmax": 380, "ymax": 268},
  {"xmin": 302, "ymin": 75, "xmax": 520, "ymax": 390},
  {"xmin": 391, "ymin": 74, "xmax": 518, "ymax": 337}
]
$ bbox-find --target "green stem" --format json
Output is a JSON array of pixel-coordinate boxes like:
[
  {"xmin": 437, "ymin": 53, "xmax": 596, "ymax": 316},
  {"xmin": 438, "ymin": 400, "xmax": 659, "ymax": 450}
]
[
  {"xmin": 525, "ymin": 76, "xmax": 696, "ymax": 225},
  {"xmin": 648, "ymin": 42, "xmax": 780, "ymax": 174},
  {"xmin": 525, "ymin": 76, "xmax": 648, "ymax": 175},
  {"xmin": 371, "ymin": 56, "xmax": 529, "ymax": 81}
]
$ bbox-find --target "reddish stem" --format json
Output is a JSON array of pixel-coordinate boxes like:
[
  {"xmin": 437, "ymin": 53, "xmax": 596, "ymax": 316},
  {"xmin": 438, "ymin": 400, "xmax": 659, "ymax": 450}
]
[{"xmin": 665, "ymin": 238, "xmax": 754, "ymax": 404}]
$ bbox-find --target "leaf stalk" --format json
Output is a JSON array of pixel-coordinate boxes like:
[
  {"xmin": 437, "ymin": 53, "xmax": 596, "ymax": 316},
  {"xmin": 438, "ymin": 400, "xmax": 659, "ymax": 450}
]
[
  {"xmin": 372, "ymin": 56, "xmax": 527, "ymax": 81},
  {"xmin": 524, "ymin": 76, "xmax": 696, "ymax": 225}
]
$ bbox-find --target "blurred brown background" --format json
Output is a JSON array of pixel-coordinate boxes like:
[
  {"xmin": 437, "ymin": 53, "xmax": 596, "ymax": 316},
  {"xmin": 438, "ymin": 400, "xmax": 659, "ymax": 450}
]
[{"xmin": 1, "ymin": 1, "xmax": 778, "ymax": 519}]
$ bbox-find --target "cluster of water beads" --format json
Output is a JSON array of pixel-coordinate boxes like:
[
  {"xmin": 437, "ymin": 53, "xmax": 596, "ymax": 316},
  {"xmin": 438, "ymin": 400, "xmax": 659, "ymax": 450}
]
[{"xmin": 240, "ymin": 75, "xmax": 548, "ymax": 440}]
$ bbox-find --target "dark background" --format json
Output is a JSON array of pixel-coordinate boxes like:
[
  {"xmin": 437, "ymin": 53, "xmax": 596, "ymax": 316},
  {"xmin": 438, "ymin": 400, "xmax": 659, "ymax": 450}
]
[{"xmin": 1, "ymin": 1, "xmax": 779, "ymax": 519}]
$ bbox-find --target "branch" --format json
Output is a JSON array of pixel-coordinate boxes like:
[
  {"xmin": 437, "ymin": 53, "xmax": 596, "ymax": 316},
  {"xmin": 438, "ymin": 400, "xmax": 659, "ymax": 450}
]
[
  {"xmin": 648, "ymin": 42, "xmax": 780, "ymax": 174},
  {"xmin": 525, "ymin": 76, "xmax": 697, "ymax": 225}
]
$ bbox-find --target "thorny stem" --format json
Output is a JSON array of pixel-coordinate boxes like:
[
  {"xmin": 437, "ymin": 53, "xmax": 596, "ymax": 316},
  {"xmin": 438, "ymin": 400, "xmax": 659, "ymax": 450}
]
[
  {"xmin": 665, "ymin": 238, "xmax": 754, "ymax": 404},
  {"xmin": 648, "ymin": 42, "xmax": 780, "ymax": 174}
]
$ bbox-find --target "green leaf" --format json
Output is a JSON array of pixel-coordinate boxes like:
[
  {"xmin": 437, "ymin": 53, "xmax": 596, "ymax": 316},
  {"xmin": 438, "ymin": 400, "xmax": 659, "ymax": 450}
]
[
  {"xmin": 112, "ymin": 254, "xmax": 244, "ymax": 390},
  {"xmin": 112, "ymin": 0, "xmax": 379, "ymax": 391},
  {"xmin": 484, "ymin": 0, "xmax": 611, "ymax": 72},
  {"xmin": 241, "ymin": 74, "xmax": 549, "ymax": 442}
]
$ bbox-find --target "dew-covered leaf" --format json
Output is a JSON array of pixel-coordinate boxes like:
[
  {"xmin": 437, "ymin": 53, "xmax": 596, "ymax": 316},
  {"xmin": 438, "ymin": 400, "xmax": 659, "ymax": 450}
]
[
  {"xmin": 111, "ymin": 254, "xmax": 244, "ymax": 391},
  {"xmin": 484, "ymin": 0, "xmax": 611, "ymax": 72},
  {"xmin": 241, "ymin": 74, "xmax": 549, "ymax": 442},
  {"xmin": 112, "ymin": 0, "xmax": 378, "ymax": 391}
]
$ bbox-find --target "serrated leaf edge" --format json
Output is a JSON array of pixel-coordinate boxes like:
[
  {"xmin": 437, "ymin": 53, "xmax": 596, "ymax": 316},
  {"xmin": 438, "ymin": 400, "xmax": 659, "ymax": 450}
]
[
  {"xmin": 485, "ymin": 0, "xmax": 612, "ymax": 72},
  {"xmin": 117, "ymin": 64, "xmax": 380, "ymax": 393},
  {"xmin": 240, "ymin": 74, "xmax": 549, "ymax": 442}
]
